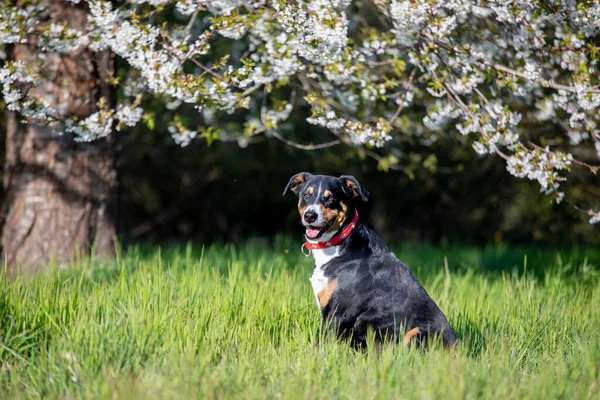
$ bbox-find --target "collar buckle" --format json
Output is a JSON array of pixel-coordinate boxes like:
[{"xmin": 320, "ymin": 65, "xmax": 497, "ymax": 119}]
[{"xmin": 301, "ymin": 243, "xmax": 311, "ymax": 257}]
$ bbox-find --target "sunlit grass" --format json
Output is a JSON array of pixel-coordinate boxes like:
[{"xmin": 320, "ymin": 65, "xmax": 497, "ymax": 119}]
[{"xmin": 1, "ymin": 237, "xmax": 599, "ymax": 399}]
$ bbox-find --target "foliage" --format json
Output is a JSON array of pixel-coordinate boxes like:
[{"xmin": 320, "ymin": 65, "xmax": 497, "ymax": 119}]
[
  {"xmin": 1, "ymin": 240, "xmax": 599, "ymax": 398},
  {"xmin": 113, "ymin": 120, "xmax": 600, "ymax": 245},
  {"xmin": 0, "ymin": 0, "xmax": 599, "ymax": 223}
]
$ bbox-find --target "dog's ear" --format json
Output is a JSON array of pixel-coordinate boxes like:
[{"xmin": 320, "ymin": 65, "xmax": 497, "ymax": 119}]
[
  {"xmin": 339, "ymin": 175, "xmax": 370, "ymax": 202},
  {"xmin": 282, "ymin": 172, "xmax": 312, "ymax": 196}
]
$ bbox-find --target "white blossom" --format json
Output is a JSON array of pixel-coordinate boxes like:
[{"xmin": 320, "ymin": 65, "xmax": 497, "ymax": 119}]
[
  {"xmin": 169, "ymin": 125, "xmax": 197, "ymax": 147},
  {"xmin": 40, "ymin": 23, "xmax": 89, "ymax": 53},
  {"xmin": 66, "ymin": 110, "xmax": 114, "ymax": 142},
  {"xmin": 116, "ymin": 104, "xmax": 143, "ymax": 128}
]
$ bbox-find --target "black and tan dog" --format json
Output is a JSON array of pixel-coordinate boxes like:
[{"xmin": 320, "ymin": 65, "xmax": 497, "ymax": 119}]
[{"xmin": 283, "ymin": 173, "xmax": 458, "ymax": 349}]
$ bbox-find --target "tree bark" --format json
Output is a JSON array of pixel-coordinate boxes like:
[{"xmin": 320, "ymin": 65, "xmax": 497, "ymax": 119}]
[{"xmin": 1, "ymin": 1, "xmax": 118, "ymax": 274}]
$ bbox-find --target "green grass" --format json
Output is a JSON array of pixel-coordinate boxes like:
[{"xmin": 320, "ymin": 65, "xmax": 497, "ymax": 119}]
[{"xmin": 1, "ymin": 237, "xmax": 599, "ymax": 399}]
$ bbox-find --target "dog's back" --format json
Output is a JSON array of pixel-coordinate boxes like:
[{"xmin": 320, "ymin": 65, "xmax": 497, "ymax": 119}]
[{"xmin": 319, "ymin": 223, "xmax": 457, "ymax": 348}]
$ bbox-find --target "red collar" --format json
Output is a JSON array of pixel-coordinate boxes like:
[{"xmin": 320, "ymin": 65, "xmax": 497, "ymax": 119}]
[{"xmin": 302, "ymin": 209, "xmax": 359, "ymax": 255}]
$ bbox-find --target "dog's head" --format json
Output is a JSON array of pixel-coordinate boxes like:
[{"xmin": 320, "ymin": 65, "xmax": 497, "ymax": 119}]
[{"xmin": 282, "ymin": 173, "xmax": 370, "ymax": 240}]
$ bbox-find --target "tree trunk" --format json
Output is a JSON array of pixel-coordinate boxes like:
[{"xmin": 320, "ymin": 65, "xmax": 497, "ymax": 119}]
[{"xmin": 1, "ymin": 1, "xmax": 118, "ymax": 274}]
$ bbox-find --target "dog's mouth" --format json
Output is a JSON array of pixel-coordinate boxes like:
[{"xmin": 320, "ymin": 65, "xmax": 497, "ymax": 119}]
[
  {"xmin": 304, "ymin": 220, "xmax": 334, "ymax": 240},
  {"xmin": 305, "ymin": 226, "xmax": 322, "ymax": 239}
]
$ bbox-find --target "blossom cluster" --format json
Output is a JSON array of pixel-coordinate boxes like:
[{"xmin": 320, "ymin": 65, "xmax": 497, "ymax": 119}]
[
  {"xmin": 0, "ymin": 0, "xmax": 598, "ymax": 221},
  {"xmin": 505, "ymin": 145, "xmax": 573, "ymax": 193}
]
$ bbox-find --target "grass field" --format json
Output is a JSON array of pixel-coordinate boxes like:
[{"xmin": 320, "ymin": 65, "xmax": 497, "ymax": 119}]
[{"xmin": 1, "ymin": 237, "xmax": 599, "ymax": 399}]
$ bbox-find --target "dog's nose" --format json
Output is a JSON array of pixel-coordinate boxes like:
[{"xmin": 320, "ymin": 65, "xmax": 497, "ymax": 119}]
[{"xmin": 304, "ymin": 210, "xmax": 318, "ymax": 223}]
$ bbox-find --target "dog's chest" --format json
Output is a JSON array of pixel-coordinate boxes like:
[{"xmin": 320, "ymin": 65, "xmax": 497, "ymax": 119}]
[{"xmin": 309, "ymin": 246, "xmax": 341, "ymax": 307}]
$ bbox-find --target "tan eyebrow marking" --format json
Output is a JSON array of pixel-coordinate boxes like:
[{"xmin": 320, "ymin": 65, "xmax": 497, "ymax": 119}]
[
  {"xmin": 307, "ymin": 187, "xmax": 314, "ymax": 195},
  {"xmin": 323, "ymin": 190, "xmax": 331, "ymax": 199},
  {"xmin": 298, "ymin": 204, "xmax": 307, "ymax": 216}
]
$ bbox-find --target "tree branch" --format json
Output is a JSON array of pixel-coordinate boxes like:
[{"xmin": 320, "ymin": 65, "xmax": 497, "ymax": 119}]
[
  {"xmin": 480, "ymin": 60, "xmax": 600, "ymax": 94},
  {"xmin": 183, "ymin": 8, "xmax": 201, "ymax": 38},
  {"xmin": 270, "ymin": 131, "xmax": 341, "ymax": 150},
  {"xmin": 422, "ymin": 32, "xmax": 600, "ymax": 94}
]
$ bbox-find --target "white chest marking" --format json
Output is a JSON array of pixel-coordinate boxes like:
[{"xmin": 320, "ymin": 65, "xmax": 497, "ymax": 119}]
[{"xmin": 308, "ymin": 245, "xmax": 341, "ymax": 307}]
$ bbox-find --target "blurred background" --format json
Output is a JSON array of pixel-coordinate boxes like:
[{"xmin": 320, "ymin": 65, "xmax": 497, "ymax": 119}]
[{"xmin": 2, "ymin": 100, "xmax": 596, "ymax": 249}]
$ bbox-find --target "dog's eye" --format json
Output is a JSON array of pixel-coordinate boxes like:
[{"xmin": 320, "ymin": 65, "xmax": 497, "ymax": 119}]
[{"xmin": 303, "ymin": 192, "xmax": 310, "ymax": 200}]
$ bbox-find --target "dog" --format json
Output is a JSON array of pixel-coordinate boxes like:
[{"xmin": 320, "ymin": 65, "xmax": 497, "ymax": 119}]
[{"xmin": 283, "ymin": 173, "xmax": 458, "ymax": 349}]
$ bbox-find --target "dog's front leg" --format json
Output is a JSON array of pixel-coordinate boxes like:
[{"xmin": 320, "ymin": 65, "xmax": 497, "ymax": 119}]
[{"xmin": 317, "ymin": 311, "xmax": 350, "ymax": 346}]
